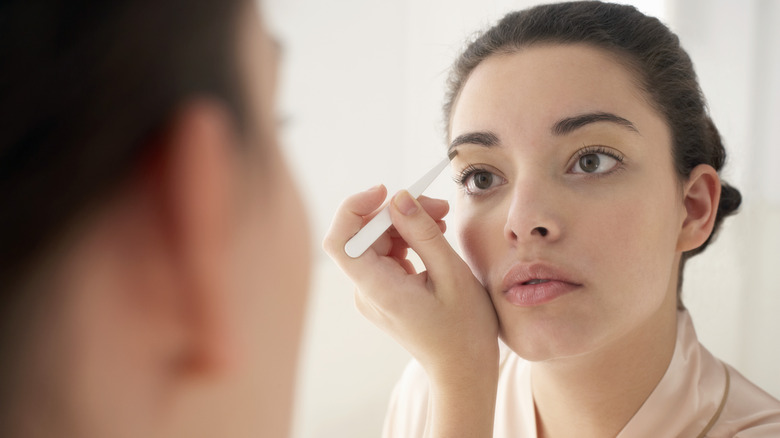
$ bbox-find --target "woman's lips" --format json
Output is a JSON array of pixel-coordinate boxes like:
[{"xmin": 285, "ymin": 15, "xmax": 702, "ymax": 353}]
[
  {"xmin": 504, "ymin": 280, "xmax": 581, "ymax": 306},
  {"xmin": 501, "ymin": 263, "xmax": 582, "ymax": 307}
]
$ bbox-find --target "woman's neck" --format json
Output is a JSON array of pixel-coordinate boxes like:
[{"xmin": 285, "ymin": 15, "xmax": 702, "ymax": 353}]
[{"xmin": 530, "ymin": 299, "xmax": 679, "ymax": 438}]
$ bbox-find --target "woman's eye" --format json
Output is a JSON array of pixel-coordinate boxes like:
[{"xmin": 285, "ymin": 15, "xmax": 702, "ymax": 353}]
[
  {"xmin": 461, "ymin": 169, "xmax": 505, "ymax": 195},
  {"xmin": 571, "ymin": 152, "xmax": 621, "ymax": 174}
]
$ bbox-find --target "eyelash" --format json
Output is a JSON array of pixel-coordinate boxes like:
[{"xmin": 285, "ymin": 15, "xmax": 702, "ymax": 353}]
[
  {"xmin": 452, "ymin": 146, "xmax": 625, "ymax": 190},
  {"xmin": 453, "ymin": 164, "xmax": 504, "ymax": 196},
  {"xmin": 574, "ymin": 145, "xmax": 624, "ymax": 165},
  {"xmin": 571, "ymin": 145, "xmax": 625, "ymax": 176},
  {"xmin": 455, "ymin": 164, "xmax": 482, "ymax": 187},
  {"xmin": 454, "ymin": 146, "xmax": 625, "ymax": 192}
]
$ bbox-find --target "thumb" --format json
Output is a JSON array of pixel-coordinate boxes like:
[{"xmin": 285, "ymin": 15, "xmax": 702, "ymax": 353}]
[{"xmin": 389, "ymin": 190, "xmax": 459, "ymax": 275}]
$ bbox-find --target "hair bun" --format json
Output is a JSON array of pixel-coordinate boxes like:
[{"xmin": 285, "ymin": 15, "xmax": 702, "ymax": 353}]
[{"xmin": 718, "ymin": 182, "xmax": 742, "ymax": 219}]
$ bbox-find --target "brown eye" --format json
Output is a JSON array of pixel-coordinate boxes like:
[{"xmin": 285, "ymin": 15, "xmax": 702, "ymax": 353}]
[
  {"xmin": 459, "ymin": 167, "xmax": 506, "ymax": 195},
  {"xmin": 579, "ymin": 154, "xmax": 600, "ymax": 173},
  {"xmin": 571, "ymin": 149, "xmax": 622, "ymax": 175},
  {"xmin": 473, "ymin": 171, "xmax": 493, "ymax": 189}
]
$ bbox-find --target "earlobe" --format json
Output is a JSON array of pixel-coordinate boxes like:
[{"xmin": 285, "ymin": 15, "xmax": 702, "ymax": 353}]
[{"xmin": 676, "ymin": 164, "xmax": 721, "ymax": 253}]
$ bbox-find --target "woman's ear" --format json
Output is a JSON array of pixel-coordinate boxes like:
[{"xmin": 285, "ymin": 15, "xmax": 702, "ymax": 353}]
[
  {"xmin": 150, "ymin": 99, "xmax": 240, "ymax": 376},
  {"xmin": 676, "ymin": 164, "xmax": 721, "ymax": 253}
]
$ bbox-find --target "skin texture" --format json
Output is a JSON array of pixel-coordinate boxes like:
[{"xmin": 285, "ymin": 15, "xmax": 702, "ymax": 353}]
[
  {"xmin": 11, "ymin": 4, "xmax": 311, "ymax": 438},
  {"xmin": 325, "ymin": 42, "xmax": 720, "ymax": 438}
]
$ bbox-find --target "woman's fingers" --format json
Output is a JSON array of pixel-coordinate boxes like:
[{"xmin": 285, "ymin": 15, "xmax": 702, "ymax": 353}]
[
  {"xmin": 324, "ymin": 189, "xmax": 450, "ymax": 262},
  {"xmin": 418, "ymin": 196, "xmax": 449, "ymax": 221},
  {"xmin": 324, "ymin": 187, "xmax": 500, "ymax": 392},
  {"xmin": 322, "ymin": 184, "xmax": 387, "ymax": 259},
  {"xmin": 375, "ymin": 197, "xmax": 447, "ymax": 256},
  {"xmin": 388, "ymin": 235, "xmax": 410, "ymax": 261},
  {"xmin": 388, "ymin": 190, "xmax": 462, "ymax": 278}
]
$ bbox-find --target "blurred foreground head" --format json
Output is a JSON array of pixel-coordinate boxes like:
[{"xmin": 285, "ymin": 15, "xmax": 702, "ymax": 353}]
[{"xmin": 0, "ymin": 0, "xmax": 311, "ymax": 437}]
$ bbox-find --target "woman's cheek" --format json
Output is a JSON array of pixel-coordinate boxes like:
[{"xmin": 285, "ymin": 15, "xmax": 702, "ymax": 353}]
[
  {"xmin": 578, "ymin": 193, "xmax": 675, "ymax": 302},
  {"xmin": 455, "ymin": 202, "xmax": 502, "ymax": 287}
]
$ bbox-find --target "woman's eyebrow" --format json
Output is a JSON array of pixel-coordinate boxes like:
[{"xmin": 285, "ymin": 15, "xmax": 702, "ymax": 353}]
[
  {"xmin": 552, "ymin": 112, "xmax": 640, "ymax": 136},
  {"xmin": 448, "ymin": 131, "xmax": 500, "ymax": 154}
]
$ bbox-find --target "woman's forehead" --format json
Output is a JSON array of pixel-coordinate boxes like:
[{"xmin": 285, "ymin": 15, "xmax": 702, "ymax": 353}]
[{"xmin": 450, "ymin": 44, "xmax": 662, "ymax": 139}]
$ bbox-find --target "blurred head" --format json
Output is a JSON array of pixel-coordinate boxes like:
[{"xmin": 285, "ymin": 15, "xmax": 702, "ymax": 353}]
[
  {"xmin": 0, "ymin": 0, "xmax": 310, "ymax": 437},
  {"xmin": 443, "ymin": 2, "xmax": 737, "ymax": 361}
]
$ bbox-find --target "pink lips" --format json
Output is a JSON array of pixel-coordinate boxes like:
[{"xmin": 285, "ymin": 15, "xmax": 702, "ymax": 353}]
[{"xmin": 501, "ymin": 263, "xmax": 582, "ymax": 307}]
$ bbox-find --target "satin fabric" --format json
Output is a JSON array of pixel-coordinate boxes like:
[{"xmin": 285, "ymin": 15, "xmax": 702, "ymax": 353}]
[{"xmin": 382, "ymin": 310, "xmax": 780, "ymax": 437}]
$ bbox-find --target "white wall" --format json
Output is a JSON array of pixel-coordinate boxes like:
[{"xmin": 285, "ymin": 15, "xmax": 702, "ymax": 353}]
[{"xmin": 263, "ymin": 1, "xmax": 780, "ymax": 436}]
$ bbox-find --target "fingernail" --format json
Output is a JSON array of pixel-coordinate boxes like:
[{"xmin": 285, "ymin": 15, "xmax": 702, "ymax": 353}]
[
  {"xmin": 394, "ymin": 190, "xmax": 418, "ymax": 215},
  {"xmin": 365, "ymin": 184, "xmax": 383, "ymax": 193}
]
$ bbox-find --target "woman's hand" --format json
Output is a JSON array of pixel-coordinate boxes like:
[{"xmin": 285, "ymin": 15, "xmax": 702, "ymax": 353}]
[{"xmin": 323, "ymin": 184, "xmax": 500, "ymax": 437}]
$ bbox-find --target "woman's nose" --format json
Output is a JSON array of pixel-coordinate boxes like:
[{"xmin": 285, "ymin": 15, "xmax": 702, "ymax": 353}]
[{"xmin": 503, "ymin": 181, "xmax": 563, "ymax": 244}]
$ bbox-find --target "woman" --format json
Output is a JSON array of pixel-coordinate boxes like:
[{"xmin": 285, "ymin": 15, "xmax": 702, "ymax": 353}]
[
  {"xmin": 324, "ymin": 2, "xmax": 780, "ymax": 437},
  {"xmin": 0, "ymin": 0, "xmax": 309, "ymax": 437}
]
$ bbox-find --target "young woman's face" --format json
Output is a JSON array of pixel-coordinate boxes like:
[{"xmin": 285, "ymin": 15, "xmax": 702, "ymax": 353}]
[{"xmin": 450, "ymin": 44, "xmax": 685, "ymax": 361}]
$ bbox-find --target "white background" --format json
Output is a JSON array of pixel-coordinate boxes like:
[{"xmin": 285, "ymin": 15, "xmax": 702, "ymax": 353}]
[{"xmin": 262, "ymin": 1, "xmax": 780, "ymax": 436}]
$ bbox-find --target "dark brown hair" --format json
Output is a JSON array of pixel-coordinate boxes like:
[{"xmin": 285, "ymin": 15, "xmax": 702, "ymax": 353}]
[
  {"xmin": 0, "ymin": 0, "xmax": 249, "ymax": 425},
  {"xmin": 443, "ymin": 1, "xmax": 741, "ymax": 306}
]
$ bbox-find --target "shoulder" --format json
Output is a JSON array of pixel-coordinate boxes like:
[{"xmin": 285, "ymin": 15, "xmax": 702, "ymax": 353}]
[
  {"xmin": 618, "ymin": 310, "xmax": 780, "ymax": 437},
  {"xmin": 683, "ymin": 309, "xmax": 780, "ymax": 437},
  {"xmin": 712, "ymin": 364, "xmax": 780, "ymax": 437}
]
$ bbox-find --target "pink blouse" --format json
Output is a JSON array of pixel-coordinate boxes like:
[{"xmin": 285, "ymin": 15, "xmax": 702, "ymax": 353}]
[{"xmin": 383, "ymin": 310, "xmax": 780, "ymax": 437}]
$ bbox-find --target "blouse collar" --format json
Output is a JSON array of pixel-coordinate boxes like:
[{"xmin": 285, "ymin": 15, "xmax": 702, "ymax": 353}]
[{"xmin": 616, "ymin": 309, "xmax": 728, "ymax": 437}]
